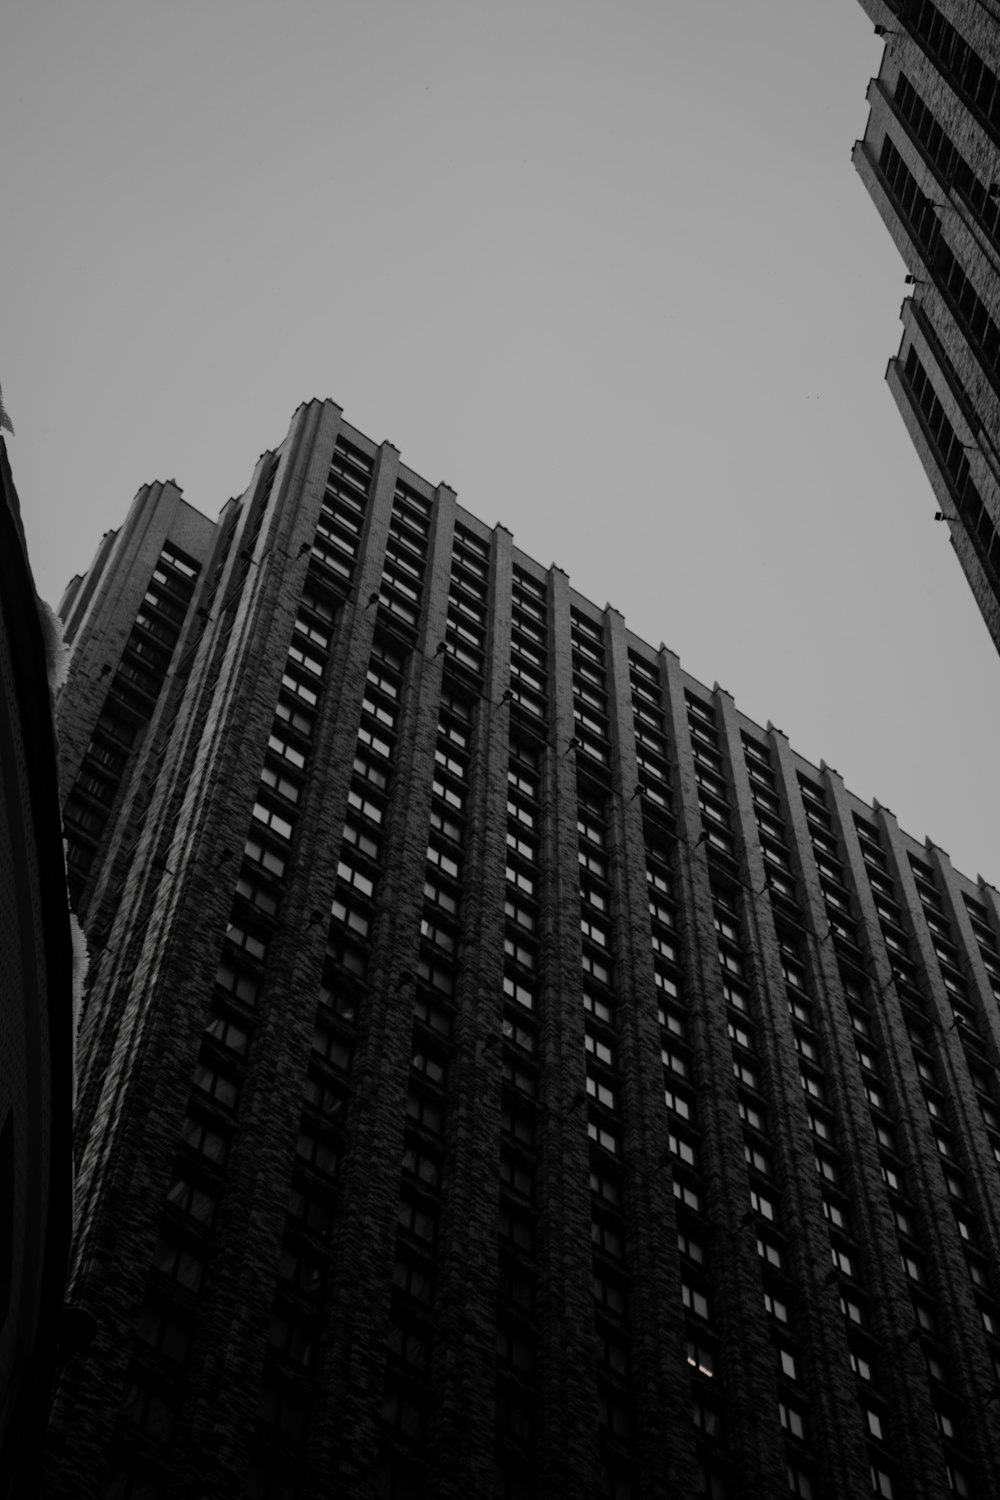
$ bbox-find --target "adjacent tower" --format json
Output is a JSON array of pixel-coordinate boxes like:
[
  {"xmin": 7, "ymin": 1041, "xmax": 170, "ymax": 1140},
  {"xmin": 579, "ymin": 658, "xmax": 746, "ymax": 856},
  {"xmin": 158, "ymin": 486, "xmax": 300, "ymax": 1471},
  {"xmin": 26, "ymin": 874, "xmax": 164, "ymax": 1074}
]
[
  {"xmin": 43, "ymin": 402, "xmax": 1000, "ymax": 1500},
  {"xmin": 853, "ymin": 0, "xmax": 1000, "ymax": 653}
]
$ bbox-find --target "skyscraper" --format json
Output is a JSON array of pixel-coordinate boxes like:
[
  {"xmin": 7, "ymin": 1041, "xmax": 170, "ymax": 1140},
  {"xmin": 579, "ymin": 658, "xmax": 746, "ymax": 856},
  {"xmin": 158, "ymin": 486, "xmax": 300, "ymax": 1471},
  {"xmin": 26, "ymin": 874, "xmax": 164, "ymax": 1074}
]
[
  {"xmin": 853, "ymin": 1, "xmax": 1000, "ymax": 653},
  {"xmin": 44, "ymin": 402, "xmax": 1000, "ymax": 1500},
  {"xmin": 0, "ymin": 440, "xmax": 74, "ymax": 1500}
]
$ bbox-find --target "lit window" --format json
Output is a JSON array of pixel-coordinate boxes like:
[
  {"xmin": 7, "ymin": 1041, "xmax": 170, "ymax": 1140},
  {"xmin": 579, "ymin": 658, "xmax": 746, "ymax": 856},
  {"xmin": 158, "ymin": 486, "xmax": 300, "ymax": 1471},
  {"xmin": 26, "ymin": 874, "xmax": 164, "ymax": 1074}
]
[{"xmin": 687, "ymin": 1339, "xmax": 714, "ymax": 1377}]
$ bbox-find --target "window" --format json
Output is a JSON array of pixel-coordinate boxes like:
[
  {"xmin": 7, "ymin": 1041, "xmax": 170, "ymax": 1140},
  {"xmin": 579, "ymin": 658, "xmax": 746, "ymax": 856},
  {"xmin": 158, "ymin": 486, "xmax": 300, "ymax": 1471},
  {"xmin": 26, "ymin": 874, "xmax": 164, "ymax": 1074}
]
[
  {"xmin": 215, "ymin": 958, "xmax": 260, "ymax": 1007},
  {"xmin": 337, "ymin": 859, "xmax": 375, "ymax": 898},
  {"xmin": 815, "ymin": 1153, "xmax": 839, "ymax": 1186},
  {"xmin": 864, "ymin": 1407, "xmax": 884, "ymax": 1442},
  {"xmin": 880, "ymin": 1162, "xmax": 901, "ymax": 1192},
  {"xmin": 663, "ymin": 1046, "xmax": 688, "ymax": 1079},
  {"xmin": 750, "ymin": 1189, "xmax": 775, "ymax": 1222},
  {"xmin": 668, "ymin": 1222, "xmax": 702, "ymax": 1264},
  {"xmin": 840, "ymin": 1295, "xmax": 866, "ymax": 1327},
  {"xmin": 413, "ymin": 991, "xmax": 452, "ymax": 1038},
  {"xmin": 297, "ymin": 1123, "xmax": 339, "ymax": 1177},
  {"xmin": 136, "ymin": 1303, "xmax": 192, "ymax": 1364},
  {"xmin": 586, "ymin": 1030, "xmax": 614, "ymax": 1067},
  {"xmin": 733, "ymin": 1059, "xmax": 758, "ymax": 1090},
  {"xmin": 119, "ymin": 1379, "xmax": 177, "ymax": 1444},
  {"xmin": 287, "ymin": 1179, "xmax": 334, "ymax": 1239},
  {"xmin": 664, "ymin": 1086, "xmax": 691, "ymax": 1121},
  {"xmin": 392, "ymin": 1253, "xmax": 433, "ymax": 1307},
  {"xmin": 235, "ymin": 870, "xmax": 280, "ymax": 918},
  {"xmin": 268, "ymin": 1308, "xmax": 316, "ymax": 1369},
  {"xmin": 503, "ymin": 1014, "xmax": 536, "ymax": 1055},
  {"xmin": 503, "ymin": 973, "xmax": 535, "ymax": 1011},
  {"xmin": 686, "ymin": 1339, "xmax": 714, "ymax": 1377},
  {"xmin": 279, "ymin": 1241, "xmax": 325, "ymax": 1298},
  {"xmin": 252, "ymin": 800, "xmax": 294, "ymax": 842},
  {"xmin": 682, "ymin": 1282, "xmax": 710, "ymax": 1319},
  {"xmin": 180, "ymin": 1114, "xmax": 229, "ymax": 1165},
  {"xmin": 498, "ymin": 1201, "xmax": 535, "ymax": 1253},
  {"xmin": 428, "ymin": 842, "xmax": 460, "ymax": 880},
  {"xmin": 800, "ymin": 1071, "xmax": 824, "ymax": 1103},
  {"xmin": 764, "ymin": 1290, "xmax": 788, "ymax": 1323},
  {"xmin": 728, "ymin": 1021, "xmax": 753, "ymax": 1051},
  {"xmin": 591, "ymin": 1163, "xmax": 621, "ymax": 1208},
  {"xmin": 355, "ymin": 748, "xmax": 388, "ymax": 788},
  {"xmin": 407, "ymin": 1087, "xmax": 444, "ymax": 1137},
  {"xmin": 398, "ymin": 1196, "xmax": 437, "ymax": 1245},
  {"xmin": 205, "ymin": 1012, "xmax": 251, "ymax": 1056},
  {"xmin": 745, "ymin": 1142, "xmax": 770, "ymax": 1175},
  {"xmin": 670, "ymin": 1132, "xmax": 696, "ymax": 1166},
  {"xmin": 193, "ymin": 1059, "xmax": 239, "ymax": 1109},
  {"xmin": 588, "ymin": 1119, "xmax": 619, "ymax": 1155},
  {"xmin": 226, "ymin": 918, "xmax": 269, "ymax": 966},
  {"xmin": 674, "ymin": 1177, "xmax": 702, "ymax": 1212},
  {"xmin": 830, "ymin": 1245, "xmax": 854, "ymax": 1277},
  {"xmin": 787, "ymin": 1463, "xmax": 814, "ymax": 1499},
  {"xmin": 151, "ymin": 1232, "xmax": 205, "ymax": 1292},
  {"xmin": 822, "ymin": 1195, "xmax": 847, "ymax": 1231},
  {"xmin": 581, "ymin": 951, "xmax": 611, "ymax": 986},
  {"xmin": 779, "ymin": 1402, "xmax": 805, "ymax": 1439}
]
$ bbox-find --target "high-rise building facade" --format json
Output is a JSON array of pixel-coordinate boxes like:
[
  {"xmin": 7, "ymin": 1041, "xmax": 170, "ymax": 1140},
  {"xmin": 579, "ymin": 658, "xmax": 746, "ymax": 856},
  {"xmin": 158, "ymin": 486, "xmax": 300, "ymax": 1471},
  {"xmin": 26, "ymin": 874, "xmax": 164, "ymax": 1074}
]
[
  {"xmin": 57, "ymin": 478, "xmax": 216, "ymax": 917},
  {"xmin": 853, "ymin": 0, "xmax": 1000, "ymax": 653},
  {"xmin": 0, "ymin": 439, "xmax": 75, "ymax": 1500},
  {"xmin": 43, "ymin": 402, "xmax": 1000, "ymax": 1500}
]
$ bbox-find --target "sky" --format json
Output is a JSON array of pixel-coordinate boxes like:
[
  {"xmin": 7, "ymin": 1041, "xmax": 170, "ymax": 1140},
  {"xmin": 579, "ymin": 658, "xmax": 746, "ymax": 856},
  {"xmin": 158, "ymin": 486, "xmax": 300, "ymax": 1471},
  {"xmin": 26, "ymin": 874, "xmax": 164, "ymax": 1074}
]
[{"xmin": 3, "ymin": 0, "xmax": 999, "ymax": 885}]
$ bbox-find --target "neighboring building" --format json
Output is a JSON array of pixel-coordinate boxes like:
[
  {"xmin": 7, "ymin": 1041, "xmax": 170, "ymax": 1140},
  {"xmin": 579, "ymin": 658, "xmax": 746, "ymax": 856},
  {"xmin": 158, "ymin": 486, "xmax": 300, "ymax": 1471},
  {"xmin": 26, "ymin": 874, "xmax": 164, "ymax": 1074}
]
[
  {"xmin": 0, "ymin": 439, "xmax": 75, "ymax": 1499},
  {"xmin": 42, "ymin": 403, "xmax": 1000, "ymax": 1500},
  {"xmin": 57, "ymin": 480, "xmax": 216, "ymax": 920},
  {"xmin": 853, "ymin": 0, "xmax": 1000, "ymax": 652}
]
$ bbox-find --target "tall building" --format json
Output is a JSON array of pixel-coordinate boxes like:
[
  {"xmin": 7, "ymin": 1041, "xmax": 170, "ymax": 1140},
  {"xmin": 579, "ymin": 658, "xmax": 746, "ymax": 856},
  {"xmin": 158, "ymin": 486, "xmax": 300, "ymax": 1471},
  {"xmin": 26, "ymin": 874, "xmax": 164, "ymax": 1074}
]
[
  {"xmin": 43, "ymin": 402, "xmax": 1000, "ymax": 1500},
  {"xmin": 0, "ymin": 440, "xmax": 75, "ymax": 1500},
  {"xmin": 853, "ymin": 1, "xmax": 1000, "ymax": 653},
  {"xmin": 57, "ymin": 477, "xmax": 216, "ymax": 917}
]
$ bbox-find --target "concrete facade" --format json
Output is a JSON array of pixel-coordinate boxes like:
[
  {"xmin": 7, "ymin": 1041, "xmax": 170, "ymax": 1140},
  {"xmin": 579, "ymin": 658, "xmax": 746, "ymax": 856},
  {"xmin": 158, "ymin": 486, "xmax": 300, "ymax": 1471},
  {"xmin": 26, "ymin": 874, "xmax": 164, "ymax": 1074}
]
[{"xmin": 42, "ymin": 403, "xmax": 1000, "ymax": 1499}]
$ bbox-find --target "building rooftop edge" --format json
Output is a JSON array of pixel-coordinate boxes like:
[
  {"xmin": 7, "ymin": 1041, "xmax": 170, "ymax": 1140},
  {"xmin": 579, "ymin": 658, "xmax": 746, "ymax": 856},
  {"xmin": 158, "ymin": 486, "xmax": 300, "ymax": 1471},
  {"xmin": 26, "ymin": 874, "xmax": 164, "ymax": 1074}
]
[{"xmin": 110, "ymin": 402, "xmax": 990, "ymax": 891}]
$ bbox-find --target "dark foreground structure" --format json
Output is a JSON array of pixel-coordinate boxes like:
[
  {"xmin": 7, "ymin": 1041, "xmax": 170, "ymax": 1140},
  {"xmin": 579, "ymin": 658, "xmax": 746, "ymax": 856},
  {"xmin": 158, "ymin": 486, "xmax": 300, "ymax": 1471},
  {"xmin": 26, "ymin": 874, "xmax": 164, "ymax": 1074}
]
[
  {"xmin": 0, "ymin": 440, "xmax": 75, "ymax": 1499},
  {"xmin": 44, "ymin": 403, "xmax": 1000, "ymax": 1499},
  {"xmin": 854, "ymin": 0, "xmax": 1000, "ymax": 653}
]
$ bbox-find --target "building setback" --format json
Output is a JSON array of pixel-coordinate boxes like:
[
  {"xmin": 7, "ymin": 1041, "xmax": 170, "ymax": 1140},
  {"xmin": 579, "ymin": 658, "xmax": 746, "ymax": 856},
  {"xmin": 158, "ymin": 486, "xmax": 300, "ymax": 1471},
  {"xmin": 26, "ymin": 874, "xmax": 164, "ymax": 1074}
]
[
  {"xmin": 42, "ymin": 402, "xmax": 1000, "ymax": 1500},
  {"xmin": 853, "ymin": 0, "xmax": 1000, "ymax": 654}
]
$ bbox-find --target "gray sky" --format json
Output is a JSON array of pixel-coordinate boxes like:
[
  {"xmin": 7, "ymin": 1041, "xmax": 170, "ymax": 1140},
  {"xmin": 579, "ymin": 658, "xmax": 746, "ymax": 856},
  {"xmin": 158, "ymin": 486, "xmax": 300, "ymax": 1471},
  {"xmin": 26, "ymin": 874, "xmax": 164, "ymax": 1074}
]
[{"xmin": 4, "ymin": 0, "xmax": 998, "ymax": 886}]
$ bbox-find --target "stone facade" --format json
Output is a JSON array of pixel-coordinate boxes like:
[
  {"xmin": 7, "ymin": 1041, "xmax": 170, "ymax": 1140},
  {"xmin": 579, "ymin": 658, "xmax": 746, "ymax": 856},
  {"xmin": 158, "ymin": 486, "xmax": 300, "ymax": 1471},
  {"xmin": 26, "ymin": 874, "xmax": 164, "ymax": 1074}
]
[{"xmin": 42, "ymin": 403, "xmax": 1000, "ymax": 1500}]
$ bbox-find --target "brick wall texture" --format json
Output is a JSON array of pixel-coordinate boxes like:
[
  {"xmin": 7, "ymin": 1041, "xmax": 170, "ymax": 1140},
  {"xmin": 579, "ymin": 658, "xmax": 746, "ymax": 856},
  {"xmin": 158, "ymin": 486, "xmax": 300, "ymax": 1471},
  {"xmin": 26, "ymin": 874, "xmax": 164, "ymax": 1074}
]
[{"xmin": 40, "ymin": 396, "xmax": 1000, "ymax": 1500}]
